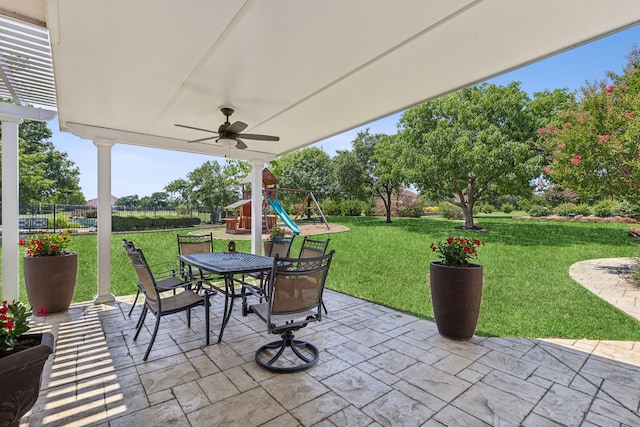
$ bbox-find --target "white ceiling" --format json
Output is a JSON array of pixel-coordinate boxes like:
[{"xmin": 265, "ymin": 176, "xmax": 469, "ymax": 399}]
[{"xmin": 2, "ymin": 0, "xmax": 640, "ymax": 161}]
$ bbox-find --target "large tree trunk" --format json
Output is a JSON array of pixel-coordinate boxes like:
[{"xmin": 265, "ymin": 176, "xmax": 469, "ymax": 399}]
[{"xmin": 463, "ymin": 203, "xmax": 475, "ymax": 229}]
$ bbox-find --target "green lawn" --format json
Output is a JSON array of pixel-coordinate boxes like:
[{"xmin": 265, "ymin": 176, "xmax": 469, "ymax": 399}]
[{"xmin": 6, "ymin": 216, "xmax": 640, "ymax": 340}]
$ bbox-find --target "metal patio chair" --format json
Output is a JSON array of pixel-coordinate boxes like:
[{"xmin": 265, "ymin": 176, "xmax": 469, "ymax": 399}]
[{"xmin": 124, "ymin": 242, "xmax": 215, "ymax": 361}]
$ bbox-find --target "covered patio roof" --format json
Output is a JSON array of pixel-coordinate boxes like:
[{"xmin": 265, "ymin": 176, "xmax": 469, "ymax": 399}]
[
  {"xmin": 2, "ymin": 1, "xmax": 640, "ymax": 162},
  {"xmin": 1, "ymin": 1, "xmax": 640, "ymax": 304}
]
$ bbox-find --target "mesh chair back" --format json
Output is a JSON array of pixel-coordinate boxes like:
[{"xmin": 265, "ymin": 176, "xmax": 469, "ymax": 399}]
[
  {"xmin": 124, "ymin": 244, "xmax": 159, "ymax": 304},
  {"xmin": 267, "ymin": 235, "xmax": 294, "ymax": 257},
  {"xmin": 177, "ymin": 233, "xmax": 214, "ymax": 255},
  {"xmin": 268, "ymin": 251, "xmax": 334, "ymax": 319},
  {"xmin": 298, "ymin": 237, "xmax": 330, "ymax": 267}
]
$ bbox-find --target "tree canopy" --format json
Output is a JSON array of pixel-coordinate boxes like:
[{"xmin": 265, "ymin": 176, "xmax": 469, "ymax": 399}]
[
  {"xmin": 398, "ymin": 82, "xmax": 559, "ymax": 228},
  {"xmin": 0, "ymin": 118, "xmax": 85, "ymax": 205},
  {"xmin": 537, "ymin": 47, "xmax": 640, "ymax": 204}
]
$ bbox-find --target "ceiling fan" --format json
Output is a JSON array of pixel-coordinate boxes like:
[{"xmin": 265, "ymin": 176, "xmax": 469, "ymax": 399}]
[{"xmin": 174, "ymin": 106, "xmax": 279, "ymax": 150}]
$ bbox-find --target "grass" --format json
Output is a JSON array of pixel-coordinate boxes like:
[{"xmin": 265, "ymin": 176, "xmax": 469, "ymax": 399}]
[{"xmin": 5, "ymin": 216, "xmax": 640, "ymax": 340}]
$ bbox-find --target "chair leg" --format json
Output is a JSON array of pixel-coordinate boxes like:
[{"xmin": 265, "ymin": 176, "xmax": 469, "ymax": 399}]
[
  {"xmin": 205, "ymin": 296, "xmax": 210, "ymax": 345},
  {"xmin": 133, "ymin": 305, "xmax": 147, "ymax": 340},
  {"xmin": 128, "ymin": 289, "xmax": 141, "ymax": 317},
  {"xmin": 143, "ymin": 314, "xmax": 162, "ymax": 361},
  {"xmin": 321, "ymin": 299, "xmax": 328, "ymax": 314}
]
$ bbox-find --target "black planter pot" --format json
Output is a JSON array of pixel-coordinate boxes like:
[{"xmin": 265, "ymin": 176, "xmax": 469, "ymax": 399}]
[
  {"xmin": 0, "ymin": 332, "xmax": 55, "ymax": 427},
  {"xmin": 429, "ymin": 261, "xmax": 483, "ymax": 340}
]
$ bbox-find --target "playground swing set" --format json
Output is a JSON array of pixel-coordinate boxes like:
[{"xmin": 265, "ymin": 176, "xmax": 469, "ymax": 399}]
[{"xmin": 222, "ymin": 168, "xmax": 329, "ymax": 235}]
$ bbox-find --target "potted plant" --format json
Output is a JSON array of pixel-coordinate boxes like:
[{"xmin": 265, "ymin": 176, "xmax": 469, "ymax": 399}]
[
  {"xmin": 0, "ymin": 300, "xmax": 55, "ymax": 426},
  {"xmin": 429, "ymin": 236, "xmax": 483, "ymax": 340},
  {"xmin": 20, "ymin": 230, "xmax": 78, "ymax": 315}
]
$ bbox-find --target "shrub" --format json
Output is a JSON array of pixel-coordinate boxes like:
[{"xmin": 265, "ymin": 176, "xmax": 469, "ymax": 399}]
[
  {"xmin": 528, "ymin": 205, "xmax": 550, "ymax": 217},
  {"xmin": 398, "ymin": 202, "xmax": 424, "ymax": 218},
  {"xmin": 501, "ymin": 203, "xmax": 514, "ymax": 214},
  {"xmin": 474, "ymin": 202, "xmax": 493, "ymax": 214},
  {"xmin": 111, "ymin": 215, "xmax": 200, "ymax": 231},
  {"xmin": 362, "ymin": 201, "xmax": 374, "ymax": 217},
  {"xmin": 593, "ymin": 200, "xmax": 618, "ymax": 217},
  {"xmin": 574, "ymin": 203, "xmax": 591, "ymax": 216},
  {"xmin": 49, "ymin": 217, "xmax": 75, "ymax": 229},
  {"xmin": 613, "ymin": 201, "xmax": 640, "ymax": 219},
  {"xmin": 340, "ymin": 200, "xmax": 363, "ymax": 216},
  {"xmin": 437, "ymin": 202, "xmax": 463, "ymax": 220},
  {"xmin": 423, "ymin": 205, "xmax": 438, "ymax": 215},
  {"xmin": 321, "ymin": 200, "xmax": 342, "ymax": 216},
  {"xmin": 542, "ymin": 187, "xmax": 580, "ymax": 207},
  {"xmin": 553, "ymin": 203, "xmax": 576, "ymax": 216}
]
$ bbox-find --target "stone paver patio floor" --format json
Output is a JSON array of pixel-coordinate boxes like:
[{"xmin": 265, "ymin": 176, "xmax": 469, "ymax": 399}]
[{"xmin": 19, "ymin": 260, "xmax": 640, "ymax": 426}]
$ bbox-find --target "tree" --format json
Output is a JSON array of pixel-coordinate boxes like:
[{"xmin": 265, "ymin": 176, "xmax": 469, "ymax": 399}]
[
  {"xmin": 537, "ymin": 47, "xmax": 640, "ymax": 204},
  {"xmin": 165, "ymin": 160, "xmax": 250, "ymax": 223},
  {"xmin": 371, "ymin": 134, "xmax": 405, "ymax": 223},
  {"xmin": 0, "ymin": 118, "xmax": 85, "ymax": 205},
  {"xmin": 399, "ymin": 83, "xmax": 545, "ymax": 229},
  {"xmin": 334, "ymin": 130, "xmax": 405, "ymax": 222},
  {"xmin": 139, "ymin": 192, "xmax": 170, "ymax": 207},
  {"xmin": 269, "ymin": 147, "xmax": 333, "ymax": 210},
  {"xmin": 115, "ymin": 195, "xmax": 140, "ymax": 209}
]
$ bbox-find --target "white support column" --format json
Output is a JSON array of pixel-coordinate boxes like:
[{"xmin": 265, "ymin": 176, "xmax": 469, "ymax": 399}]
[
  {"xmin": 93, "ymin": 139, "xmax": 116, "ymax": 304},
  {"xmin": 1, "ymin": 118, "xmax": 21, "ymax": 302},
  {"xmin": 250, "ymin": 160, "xmax": 264, "ymax": 254}
]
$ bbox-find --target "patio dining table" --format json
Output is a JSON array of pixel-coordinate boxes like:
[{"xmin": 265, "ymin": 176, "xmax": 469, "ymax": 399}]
[{"xmin": 178, "ymin": 251, "xmax": 275, "ymax": 342}]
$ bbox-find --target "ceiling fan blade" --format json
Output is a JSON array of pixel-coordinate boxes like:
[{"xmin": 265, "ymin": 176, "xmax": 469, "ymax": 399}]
[
  {"xmin": 226, "ymin": 121, "xmax": 248, "ymax": 134},
  {"xmin": 174, "ymin": 124, "xmax": 218, "ymax": 134},
  {"xmin": 238, "ymin": 133, "xmax": 280, "ymax": 141},
  {"xmin": 235, "ymin": 139, "xmax": 247, "ymax": 149},
  {"xmin": 187, "ymin": 136, "xmax": 218, "ymax": 143}
]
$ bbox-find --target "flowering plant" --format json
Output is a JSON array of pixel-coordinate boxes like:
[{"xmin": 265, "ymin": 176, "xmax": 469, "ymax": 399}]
[
  {"xmin": 270, "ymin": 226, "xmax": 286, "ymax": 240},
  {"xmin": 0, "ymin": 300, "xmax": 32, "ymax": 352},
  {"xmin": 430, "ymin": 236, "xmax": 482, "ymax": 265},
  {"xmin": 19, "ymin": 230, "xmax": 72, "ymax": 257}
]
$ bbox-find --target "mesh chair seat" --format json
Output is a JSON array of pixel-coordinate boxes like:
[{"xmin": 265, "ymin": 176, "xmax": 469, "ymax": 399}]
[{"xmin": 145, "ymin": 289, "xmax": 208, "ymax": 314}]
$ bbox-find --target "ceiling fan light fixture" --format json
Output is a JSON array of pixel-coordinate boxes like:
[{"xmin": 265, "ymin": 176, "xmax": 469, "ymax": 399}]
[{"xmin": 217, "ymin": 137, "xmax": 235, "ymax": 147}]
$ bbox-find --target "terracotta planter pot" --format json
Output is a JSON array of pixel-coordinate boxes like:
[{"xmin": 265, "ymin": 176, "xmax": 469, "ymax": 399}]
[
  {"xmin": 0, "ymin": 332, "xmax": 55, "ymax": 427},
  {"xmin": 24, "ymin": 252, "xmax": 78, "ymax": 315},
  {"xmin": 429, "ymin": 261, "xmax": 483, "ymax": 340}
]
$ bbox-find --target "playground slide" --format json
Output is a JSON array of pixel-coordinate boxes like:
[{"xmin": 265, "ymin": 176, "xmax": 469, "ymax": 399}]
[{"xmin": 268, "ymin": 198, "xmax": 301, "ymax": 235}]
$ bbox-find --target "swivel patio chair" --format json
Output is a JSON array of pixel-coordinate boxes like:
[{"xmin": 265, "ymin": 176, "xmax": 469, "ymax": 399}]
[
  {"xmin": 123, "ymin": 239, "xmax": 188, "ymax": 317},
  {"xmin": 250, "ymin": 250, "xmax": 335, "ymax": 373},
  {"xmin": 124, "ymin": 242, "xmax": 215, "ymax": 361}
]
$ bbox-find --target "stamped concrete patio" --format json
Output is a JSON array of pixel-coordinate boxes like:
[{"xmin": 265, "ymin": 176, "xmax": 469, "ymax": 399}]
[{"xmin": 20, "ymin": 260, "xmax": 640, "ymax": 427}]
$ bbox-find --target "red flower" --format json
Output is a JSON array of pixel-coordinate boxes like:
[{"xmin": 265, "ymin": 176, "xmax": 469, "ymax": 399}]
[
  {"xmin": 37, "ymin": 305, "xmax": 48, "ymax": 316},
  {"xmin": 597, "ymin": 134, "xmax": 610, "ymax": 144},
  {"xmin": 624, "ymin": 112, "xmax": 634, "ymax": 118},
  {"xmin": 5, "ymin": 320, "xmax": 14, "ymax": 331},
  {"xmin": 543, "ymin": 168, "xmax": 554, "ymax": 175},
  {"xmin": 571, "ymin": 155, "xmax": 582, "ymax": 165},
  {"xmin": 606, "ymin": 84, "xmax": 615, "ymax": 92}
]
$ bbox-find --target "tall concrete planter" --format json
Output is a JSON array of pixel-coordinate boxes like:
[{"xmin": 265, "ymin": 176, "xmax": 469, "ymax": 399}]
[
  {"xmin": 0, "ymin": 332, "xmax": 55, "ymax": 427},
  {"xmin": 24, "ymin": 252, "xmax": 78, "ymax": 315},
  {"xmin": 429, "ymin": 261, "xmax": 483, "ymax": 340}
]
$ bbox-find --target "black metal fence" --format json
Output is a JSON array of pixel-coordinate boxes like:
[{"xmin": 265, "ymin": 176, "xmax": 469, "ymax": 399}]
[{"xmin": 3, "ymin": 204, "xmax": 220, "ymax": 232}]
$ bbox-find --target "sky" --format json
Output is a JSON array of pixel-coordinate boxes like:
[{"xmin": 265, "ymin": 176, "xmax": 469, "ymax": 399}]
[{"xmin": 48, "ymin": 25, "xmax": 640, "ymax": 201}]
